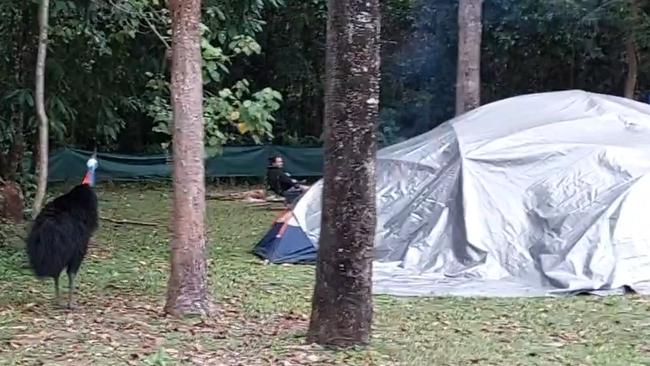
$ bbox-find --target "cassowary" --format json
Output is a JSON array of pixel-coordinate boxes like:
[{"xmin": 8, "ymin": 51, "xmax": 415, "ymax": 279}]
[{"xmin": 26, "ymin": 155, "xmax": 99, "ymax": 309}]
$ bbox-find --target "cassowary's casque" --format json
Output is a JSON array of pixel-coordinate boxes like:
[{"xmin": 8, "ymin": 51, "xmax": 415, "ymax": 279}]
[{"xmin": 26, "ymin": 155, "xmax": 99, "ymax": 308}]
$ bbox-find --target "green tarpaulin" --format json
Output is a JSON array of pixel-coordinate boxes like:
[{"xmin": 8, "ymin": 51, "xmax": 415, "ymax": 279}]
[{"xmin": 48, "ymin": 146, "xmax": 323, "ymax": 182}]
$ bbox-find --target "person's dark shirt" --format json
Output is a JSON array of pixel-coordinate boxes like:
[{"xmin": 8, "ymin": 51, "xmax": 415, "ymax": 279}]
[{"xmin": 267, "ymin": 166, "xmax": 296, "ymax": 195}]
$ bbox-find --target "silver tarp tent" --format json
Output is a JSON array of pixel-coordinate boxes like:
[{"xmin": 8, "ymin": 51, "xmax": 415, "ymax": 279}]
[{"xmin": 291, "ymin": 90, "xmax": 650, "ymax": 297}]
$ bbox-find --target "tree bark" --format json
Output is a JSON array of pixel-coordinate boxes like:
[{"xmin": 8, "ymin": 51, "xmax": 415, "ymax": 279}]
[
  {"xmin": 455, "ymin": 0, "xmax": 483, "ymax": 116},
  {"xmin": 164, "ymin": 0, "xmax": 214, "ymax": 317},
  {"xmin": 32, "ymin": 0, "xmax": 50, "ymax": 219},
  {"xmin": 306, "ymin": 0, "xmax": 380, "ymax": 347}
]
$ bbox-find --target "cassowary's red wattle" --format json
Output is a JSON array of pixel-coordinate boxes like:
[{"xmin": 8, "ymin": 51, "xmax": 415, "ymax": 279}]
[
  {"xmin": 26, "ymin": 155, "xmax": 99, "ymax": 309},
  {"xmin": 82, "ymin": 171, "xmax": 93, "ymax": 186}
]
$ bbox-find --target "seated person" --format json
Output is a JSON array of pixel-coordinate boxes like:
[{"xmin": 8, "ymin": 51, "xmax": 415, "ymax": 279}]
[{"xmin": 266, "ymin": 155, "xmax": 308, "ymax": 204}]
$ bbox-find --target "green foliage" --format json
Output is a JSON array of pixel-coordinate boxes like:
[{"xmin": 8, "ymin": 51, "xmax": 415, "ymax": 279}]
[
  {"xmin": 144, "ymin": 0, "xmax": 284, "ymax": 154},
  {"xmin": 149, "ymin": 78, "xmax": 282, "ymax": 153},
  {"xmin": 482, "ymin": 0, "xmax": 650, "ymax": 101},
  {"xmin": 2, "ymin": 0, "xmax": 650, "ymax": 173},
  {"xmin": 0, "ymin": 0, "xmax": 283, "ymax": 164},
  {"xmin": 250, "ymin": 0, "xmax": 650, "ymax": 143}
]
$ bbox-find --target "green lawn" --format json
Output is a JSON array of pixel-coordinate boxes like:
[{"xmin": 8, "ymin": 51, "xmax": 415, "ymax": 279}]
[{"xmin": 1, "ymin": 183, "xmax": 649, "ymax": 365}]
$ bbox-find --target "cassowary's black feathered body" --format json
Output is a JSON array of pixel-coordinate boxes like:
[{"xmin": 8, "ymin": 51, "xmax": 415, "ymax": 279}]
[{"xmin": 26, "ymin": 183, "xmax": 98, "ymax": 308}]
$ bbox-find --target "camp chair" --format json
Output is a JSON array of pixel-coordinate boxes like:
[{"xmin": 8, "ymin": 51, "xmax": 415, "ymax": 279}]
[{"xmin": 282, "ymin": 188, "xmax": 303, "ymax": 206}]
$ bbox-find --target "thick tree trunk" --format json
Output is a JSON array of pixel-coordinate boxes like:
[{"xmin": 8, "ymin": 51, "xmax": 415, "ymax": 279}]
[
  {"xmin": 32, "ymin": 0, "xmax": 50, "ymax": 219},
  {"xmin": 455, "ymin": 0, "xmax": 483, "ymax": 116},
  {"xmin": 306, "ymin": 0, "xmax": 380, "ymax": 347},
  {"xmin": 164, "ymin": 0, "xmax": 213, "ymax": 317}
]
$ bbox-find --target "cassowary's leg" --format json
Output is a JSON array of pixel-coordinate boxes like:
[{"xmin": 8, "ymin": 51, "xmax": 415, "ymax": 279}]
[
  {"xmin": 53, "ymin": 276, "xmax": 61, "ymax": 305},
  {"xmin": 67, "ymin": 272, "xmax": 76, "ymax": 309}
]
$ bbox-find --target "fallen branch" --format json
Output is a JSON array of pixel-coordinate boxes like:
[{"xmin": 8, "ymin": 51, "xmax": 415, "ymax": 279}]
[
  {"xmin": 100, "ymin": 216, "xmax": 160, "ymax": 227},
  {"xmin": 267, "ymin": 206, "xmax": 286, "ymax": 211},
  {"xmin": 245, "ymin": 202, "xmax": 287, "ymax": 211},
  {"xmin": 206, "ymin": 189, "xmax": 270, "ymax": 200},
  {"xmin": 206, "ymin": 195, "xmax": 239, "ymax": 201},
  {"xmin": 246, "ymin": 202, "xmax": 272, "ymax": 207}
]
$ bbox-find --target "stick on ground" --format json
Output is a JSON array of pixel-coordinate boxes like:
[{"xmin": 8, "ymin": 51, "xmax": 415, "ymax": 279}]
[{"xmin": 100, "ymin": 216, "xmax": 160, "ymax": 227}]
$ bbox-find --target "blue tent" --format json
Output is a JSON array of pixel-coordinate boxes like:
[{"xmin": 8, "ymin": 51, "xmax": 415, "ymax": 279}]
[{"xmin": 252, "ymin": 210, "xmax": 317, "ymax": 263}]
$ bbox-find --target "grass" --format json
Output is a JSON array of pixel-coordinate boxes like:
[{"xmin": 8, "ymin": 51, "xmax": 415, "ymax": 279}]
[{"xmin": 0, "ymin": 182, "xmax": 649, "ymax": 365}]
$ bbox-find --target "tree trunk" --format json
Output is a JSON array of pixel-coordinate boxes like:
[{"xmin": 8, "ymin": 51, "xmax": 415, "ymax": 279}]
[
  {"xmin": 164, "ymin": 0, "xmax": 214, "ymax": 317},
  {"xmin": 32, "ymin": 0, "xmax": 50, "ymax": 219},
  {"xmin": 9, "ymin": 3, "xmax": 32, "ymax": 181},
  {"xmin": 624, "ymin": 0, "xmax": 640, "ymax": 100},
  {"xmin": 625, "ymin": 38, "xmax": 638, "ymax": 99},
  {"xmin": 2, "ymin": 4, "xmax": 28, "ymax": 182},
  {"xmin": 455, "ymin": 0, "xmax": 483, "ymax": 116},
  {"xmin": 306, "ymin": 0, "xmax": 380, "ymax": 347},
  {"xmin": 8, "ymin": 107, "xmax": 25, "ymax": 181}
]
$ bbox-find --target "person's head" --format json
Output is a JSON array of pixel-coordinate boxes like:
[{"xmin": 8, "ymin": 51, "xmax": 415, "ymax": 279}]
[{"xmin": 269, "ymin": 155, "xmax": 284, "ymax": 168}]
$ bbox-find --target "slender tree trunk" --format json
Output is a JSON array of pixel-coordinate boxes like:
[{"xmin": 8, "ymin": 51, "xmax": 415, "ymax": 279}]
[
  {"xmin": 32, "ymin": 0, "xmax": 50, "ymax": 219},
  {"xmin": 624, "ymin": 0, "xmax": 640, "ymax": 100},
  {"xmin": 307, "ymin": 0, "xmax": 380, "ymax": 347},
  {"xmin": 8, "ymin": 19, "xmax": 29, "ymax": 182},
  {"xmin": 455, "ymin": 0, "xmax": 483, "ymax": 116},
  {"xmin": 8, "ymin": 107, "xmax": 25, "ymax": 180},
  {"xmin": 1, "ymin": 5, "xmax": 27, "ymax": 181},
  {"xmin": 625, "ymin": 39, "xmax": 638, "ymax": 99},
  {"xmin": 164, "ymin": 0, "xmax": 214, "ymax": 317},
  {"xmin": 4, "ymin": 75, "xmax": 26, "ymax": 224}
]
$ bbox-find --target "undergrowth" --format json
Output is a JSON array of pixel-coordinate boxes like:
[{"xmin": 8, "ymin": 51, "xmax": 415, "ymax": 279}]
[{"xmin": 0, "ymin": 183, "xmax": 649, "ymax": 365}]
